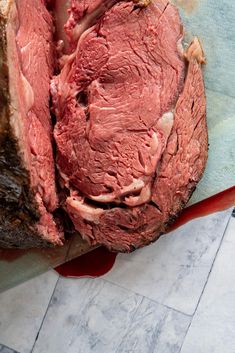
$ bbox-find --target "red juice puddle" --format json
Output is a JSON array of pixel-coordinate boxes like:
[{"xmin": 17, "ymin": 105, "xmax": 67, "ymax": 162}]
[
  {"xmin": 56, "ymin": 187, "xmax": 235, "ymax": 278},
  {"xmin": 1, "ymin": 188, "xmax": 233, "ymax": 274},
  {"xmin": 169, "ymin": 186, "xmax": 235, "ymax": 232},
  {"xmin": 55, "ymin": 246, "xmax": 117, "ymax": 278}
]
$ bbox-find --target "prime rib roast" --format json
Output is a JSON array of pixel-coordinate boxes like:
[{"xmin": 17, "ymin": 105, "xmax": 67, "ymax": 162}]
[
  {"xmin": 0, "ymin": 0, "xmax": 208, "ymax": 251},
  {"xmin": 0, "ymin": 0, "xmax": 63, "ymax": 248}
]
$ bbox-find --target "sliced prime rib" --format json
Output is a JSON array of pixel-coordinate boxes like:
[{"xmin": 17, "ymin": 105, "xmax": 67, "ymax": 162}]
[
  {"xmin": 0, "ymin": 0, "xmax": 63, "ymax": 248},
  {"xmin": 0, "ymin": 0, "xmax": 207, "ymax": 251},
  {"xmin": 52, "ymin": 0, "xmax": 208, "ymax": 252}
]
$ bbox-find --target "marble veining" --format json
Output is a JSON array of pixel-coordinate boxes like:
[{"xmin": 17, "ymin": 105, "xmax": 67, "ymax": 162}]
[
  {"xmin": 0, "ymin": 211, "xmax": 234, "ymax": 353},
  {"xmin": 32, "ymin": 277, "xmax": 190, "ymax": 353},
  {"xmin": 32, "ymin": 278, "xmax": 142, "ymax": 353},
  {"xmin": 180, "ymin": 217, "xmax": 235, "ymax": 353},
  {"xmin": 116, "ymin": 302, "xmax": 190, "ymax": 353},
  {"xmin": 0, "ymin": 271, "xmax": 58, "ymax": 353},
  {"xmin": 104, "ymin": 210, "xmax": 232, "ymax": 315}
]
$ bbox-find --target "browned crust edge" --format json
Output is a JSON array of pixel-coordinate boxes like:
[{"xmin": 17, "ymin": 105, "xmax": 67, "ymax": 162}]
[{"xmin": 0, "ymin": 9, "xmax": 52, "ymax": 249}]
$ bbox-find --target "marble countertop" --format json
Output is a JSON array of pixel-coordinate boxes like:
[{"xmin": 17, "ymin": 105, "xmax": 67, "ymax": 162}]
[{"xmin": 0, "ymin": 208, "xmax": 234, "ymax": 353}]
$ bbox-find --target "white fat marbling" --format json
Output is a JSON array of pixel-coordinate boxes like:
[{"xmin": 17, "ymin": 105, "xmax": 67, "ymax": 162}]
[
  {"xmin": 0, "ymin": 271, "xmax": 58, "ymax": 353},
  {"xmin": 180, "ymin": 216, "xmax": 235, "ymax": 353},
  {"xmin": 32, "ymin": 277, "xmax": 190, "ymax": 353},
  {"xmin": 104, "ymin": 210, "xmax": 232, "ymax": 315}
]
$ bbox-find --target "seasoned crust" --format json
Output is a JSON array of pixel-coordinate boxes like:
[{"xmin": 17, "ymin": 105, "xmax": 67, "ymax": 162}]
[{"xmin": 0, "ymin": 7, "xmax": 50, "ymax": 248}]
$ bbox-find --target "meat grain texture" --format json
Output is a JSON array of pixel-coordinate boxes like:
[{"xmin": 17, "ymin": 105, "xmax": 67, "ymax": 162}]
[
  {"xmin": 0, "ymin": 0, "xmax": 208, "ymax": 251},
  {"xmin": 0, "ymin": 0, "xmax": 63, "ymax": 248},
  {"xmin": 52, "ymin": 0, "xmax": 208, "ymax": 252}
]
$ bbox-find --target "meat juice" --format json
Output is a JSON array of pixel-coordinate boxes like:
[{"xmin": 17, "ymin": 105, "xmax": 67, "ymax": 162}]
[
  {"xmin": 55, "ymin": 187, "xmax": 235, "ymax": 278},
  {"xmin": 1, "ymin": 187, "xmax": 234, "ymax": 273},
  {"xmin": 55, "ymin": 247, "xmax": 117, "ymax": 278}
]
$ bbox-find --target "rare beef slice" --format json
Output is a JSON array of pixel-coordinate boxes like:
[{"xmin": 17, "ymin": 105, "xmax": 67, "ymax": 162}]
[
  {"xmin": 0, "ymin": 0, "xmax": 63, "ymax": 248},
  {"xmin": 52, "ymin": 0, "xmax": 208, "ymax": 252}
]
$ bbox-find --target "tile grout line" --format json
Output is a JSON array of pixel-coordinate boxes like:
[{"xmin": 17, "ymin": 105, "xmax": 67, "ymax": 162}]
[
  {"xmin": 28, "ymin": 209, "xmax": 234, "ymax": 353},
  {"xmin": 191, "ymin": 213, "xmax": 232, "ymax": 315},
  {"xmin": 102, "ymin": 209, "xmax": 234, "ymax": 318},
  {"xmin": 30, "ymin": 274, "xmax": 60, "ymax": 353},
  {"xmin": 175, "ymin": 318, "xmax": 192, "ymax": 353},
  {"xmin": 178, "ymin": 213, "xmax": 233, "ymax": 353},
  {"xmin": 0, "ymin": 342, "xmax": 21, "ymax": 353},
  {"xmin": 103, "ymin": 276, "xmax": 192, "ymax": 318}
]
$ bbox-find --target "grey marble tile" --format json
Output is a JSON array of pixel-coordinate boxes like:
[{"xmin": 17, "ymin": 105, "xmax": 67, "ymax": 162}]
[
  {"xmin": 32, "ymin": 277, "xmax": 142, "ymax": 353},
  {"xmin": 0, "ymin": 345, "xmax": 19, "ymax": 353},
  {"xmin": 152, "ymin": 309, "xmax": 190, "ymax": 353},
  {"xmin": 180, "ymin": 217, "xmax": 235, "ymax": 353},
  {"xmin": 0, "ymin": 271, "xmax": 58, "ymax": 353},
  {"xmin": 116, "ymin": 301, "xmax": 190, "ymax": 353},
  {"xmin": 104, "ymin": 210, "xmax": 232, "ymax": 315},
  {"xmin": 32, "ymin": 277, "xmax": 190, "ymax": 353}
]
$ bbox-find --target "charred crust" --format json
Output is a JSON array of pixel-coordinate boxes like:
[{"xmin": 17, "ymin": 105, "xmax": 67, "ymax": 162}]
[
  {"xmin": 0, "ymin": 220, "xmax": 53, "ymax": 249},
  {"xmin": 0, "ymin": 12, "xmax": 49, "ymax": 248}
]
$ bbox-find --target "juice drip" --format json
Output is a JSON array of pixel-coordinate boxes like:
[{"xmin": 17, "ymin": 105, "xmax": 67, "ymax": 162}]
[
  {"xmin": 56, "ymin": 187, "xmax": 235, "ymax": 278},
  {"xmin": 55, "ymin": 247, "xmax": 117, "ymax": 278},
  {"xmin": 1, "ymin": 188, "xmax": 234, "ymax": 278},
  {"xmin": 169, "ymin": 186, "xmax": 235, "ymax": 232}
]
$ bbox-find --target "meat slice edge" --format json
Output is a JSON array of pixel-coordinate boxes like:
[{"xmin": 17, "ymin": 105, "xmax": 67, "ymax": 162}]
[
  {"xmin": 66, "ymin": 38, "xmax": 207, "ymax": 252},
  {"xmin": 0, "ymin": 0, "xmax": 63, "ymax": 248},
  {"xmin": 52, "ymin": 0, "xmax": 185, "ymax": 208}
]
